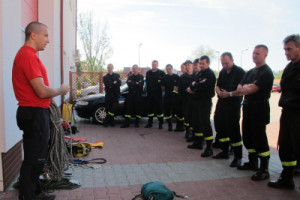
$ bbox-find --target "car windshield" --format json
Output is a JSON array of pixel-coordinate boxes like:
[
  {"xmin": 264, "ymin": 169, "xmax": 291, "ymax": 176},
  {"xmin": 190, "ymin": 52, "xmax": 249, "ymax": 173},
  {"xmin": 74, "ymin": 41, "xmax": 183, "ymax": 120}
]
[{"xmin": 120, "ymin": 84, "xmax": 128, "ymax": 92}]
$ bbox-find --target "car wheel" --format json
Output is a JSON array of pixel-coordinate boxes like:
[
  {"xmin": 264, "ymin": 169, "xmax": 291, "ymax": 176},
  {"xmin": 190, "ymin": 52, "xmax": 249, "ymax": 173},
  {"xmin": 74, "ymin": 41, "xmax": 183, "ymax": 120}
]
[{"xmin": 92, "ymin": 105, "xmax": 107, "ymax": 124}]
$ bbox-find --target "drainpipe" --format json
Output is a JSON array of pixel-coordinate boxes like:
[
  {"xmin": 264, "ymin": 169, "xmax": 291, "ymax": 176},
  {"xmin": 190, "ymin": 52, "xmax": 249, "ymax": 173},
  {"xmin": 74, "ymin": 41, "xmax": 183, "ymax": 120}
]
[{"xmin": 60, "ymin": 0, "xmax": 64, "ymax": 107}]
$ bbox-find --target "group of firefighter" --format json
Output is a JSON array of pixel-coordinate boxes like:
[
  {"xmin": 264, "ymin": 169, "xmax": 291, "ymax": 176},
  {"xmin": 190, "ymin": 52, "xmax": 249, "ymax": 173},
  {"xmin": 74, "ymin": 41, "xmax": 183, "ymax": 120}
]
[{"xmin": 102, "ymin": 34, "xmax": 300, "ymax": 190}]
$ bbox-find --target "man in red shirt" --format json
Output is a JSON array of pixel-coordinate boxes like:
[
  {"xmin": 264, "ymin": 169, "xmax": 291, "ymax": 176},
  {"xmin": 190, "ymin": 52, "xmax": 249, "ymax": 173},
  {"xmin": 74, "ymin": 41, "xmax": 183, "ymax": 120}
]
[{"xmin": 12, "ymin": 22, "xmax": 69, "ymax": 200}]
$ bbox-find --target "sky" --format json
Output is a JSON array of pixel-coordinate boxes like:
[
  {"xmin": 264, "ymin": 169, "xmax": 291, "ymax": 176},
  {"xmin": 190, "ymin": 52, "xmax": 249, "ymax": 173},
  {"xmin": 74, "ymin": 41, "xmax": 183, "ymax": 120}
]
[{"xmin": 77, "ymin": 0, "xmax": 300, "ymax": 72}]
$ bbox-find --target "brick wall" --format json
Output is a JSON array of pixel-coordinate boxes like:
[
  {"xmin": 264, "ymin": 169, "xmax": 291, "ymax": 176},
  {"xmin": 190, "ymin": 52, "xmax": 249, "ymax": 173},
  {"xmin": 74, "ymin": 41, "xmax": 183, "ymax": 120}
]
[{"xmin": 1, "ymin": 140, "xmax": 22, "ymax": 191}]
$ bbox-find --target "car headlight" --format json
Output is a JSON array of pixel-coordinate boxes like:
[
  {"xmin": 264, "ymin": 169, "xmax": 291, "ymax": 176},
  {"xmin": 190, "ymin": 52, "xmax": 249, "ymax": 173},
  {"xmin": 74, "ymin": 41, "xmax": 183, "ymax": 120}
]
[{"xmin": 76, "ymin": 101, "xmax": 89, "ymax": 106}]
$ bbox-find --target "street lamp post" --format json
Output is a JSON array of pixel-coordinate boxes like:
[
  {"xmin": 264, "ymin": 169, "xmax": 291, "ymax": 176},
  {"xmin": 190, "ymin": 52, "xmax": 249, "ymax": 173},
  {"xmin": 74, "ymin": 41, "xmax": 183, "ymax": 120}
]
[
  {"xmin": 240, "ymin": 49, "xmax": 248, "ymax": 68},
  {"xmin": 216, "ymin": 51, "xmax": 220, "ymax": 72},
  {"xmin": 138, "ymin": 43, "xmax": 142, "ymax": 67}
]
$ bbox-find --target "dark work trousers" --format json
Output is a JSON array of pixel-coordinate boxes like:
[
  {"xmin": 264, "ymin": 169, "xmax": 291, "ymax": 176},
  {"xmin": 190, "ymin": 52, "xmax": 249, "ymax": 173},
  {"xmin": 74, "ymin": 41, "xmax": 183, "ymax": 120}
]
[
  {"xmin": 17, "ymin": 107, "xmax": 50, "ymax": 200},
  {"xmin": 125, "ymin": 93, "xmax": 142, "ymax": 118},
  {"xmin": 242, "ymin": 101, "xmax": 270, "ymax": 158},
  {"xmin": 214, "ymin": 98, "xmax": 243, "ymax": 158},
  {"xmin": 147, "ymin": 94, "xmax": 163, "ymax": 118},
  {"xmin": 176, "ymin": 95, "xmax": 185, "ymax": 122},
  {"xmin": 183, "ymin": 95, "xmax": 193, "ymax": 128},
  {"xmin": 105, "ymin": 96, "xmax": 118, "ymax": 117},
  {"xmin": 163, "ymin": 94, "xmax": 177, "ymax": 119},
  {"xmin": 192, "ymin": 98, "xmax": 213, "ymax": 141},
  {"xmin": 278, "ymin": 108, "xmax": 300, "ymax": 167}
]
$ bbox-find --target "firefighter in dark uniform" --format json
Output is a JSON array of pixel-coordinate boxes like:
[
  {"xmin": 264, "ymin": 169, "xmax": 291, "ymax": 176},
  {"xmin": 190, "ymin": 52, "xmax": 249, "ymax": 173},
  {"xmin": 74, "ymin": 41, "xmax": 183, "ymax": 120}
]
[
  {"xmin": 212, "ymin": 52, "xmax": 245, "ymax": 168},
  {"xmin": 187, "ymin": 56, "xmax": 216, "ymax": 157},
  {"xmin": 145, "ymin": 60, "xmax": 165, "ymax": 129},
  {"xmin": 121, "ymin": 64, "xmax": 144, "ymax": 128},
  {"xmin": 268, "ymin": 34, "xmax": 300, "ymax": 190},
  {"xmin": 173, "ymin": 63, "xmax": 187, "ymax": 132},
  {"xmin": 237, "ymin": 45, "xmax": 274, "ymax": 181},
  {"xmin": 187, "ymin": 58, "xmax": 204, "ymax": 147},
  {"xmin": 103, "ymin": 63, "xmax": 121, "ymax": 127},
  {"xmin": 161, "ymin": 64, "xmax": 179, "ymax": 131},
  {"xmin": 178, "ymin": 60, "xmax": 194, "ymax": 139}
]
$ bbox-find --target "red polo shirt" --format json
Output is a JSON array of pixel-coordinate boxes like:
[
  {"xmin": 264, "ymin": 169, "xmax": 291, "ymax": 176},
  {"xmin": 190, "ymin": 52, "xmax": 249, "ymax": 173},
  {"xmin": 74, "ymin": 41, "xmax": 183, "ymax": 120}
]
[{"xmin": 12, "ymin": 46, "xmax": 51, "ymax": 108}]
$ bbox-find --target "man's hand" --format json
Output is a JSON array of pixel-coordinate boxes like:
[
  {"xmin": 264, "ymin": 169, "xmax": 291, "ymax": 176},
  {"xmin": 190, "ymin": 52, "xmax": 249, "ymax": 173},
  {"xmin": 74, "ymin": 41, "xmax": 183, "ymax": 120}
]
[
  {"xmin": 60, "ymin": 84, "xmax": 70, "ymax": 95},
  {"xmin": 219, "ymin": 89, "xmax": 230, "ymax": 98}
]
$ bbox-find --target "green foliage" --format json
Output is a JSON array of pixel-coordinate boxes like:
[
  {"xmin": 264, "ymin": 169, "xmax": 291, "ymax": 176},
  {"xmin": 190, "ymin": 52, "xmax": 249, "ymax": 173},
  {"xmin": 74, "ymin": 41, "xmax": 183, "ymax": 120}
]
[
  {"xmin": 78, "ymin": 11, "xmax": 113, "ymax": 72},
  {"xmin": 188, "ymin": 45, "xmax": 217, "ymax": 61},
  {"xmin": 275, "ymin": 70, "xmax": 283, "ymax": 79}
]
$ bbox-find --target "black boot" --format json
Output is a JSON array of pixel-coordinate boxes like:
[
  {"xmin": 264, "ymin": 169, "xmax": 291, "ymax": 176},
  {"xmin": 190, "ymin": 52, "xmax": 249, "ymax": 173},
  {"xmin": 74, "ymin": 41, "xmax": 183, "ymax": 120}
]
[
  {"xmin": 188, "ymin": 137, "xmax": 204, "ymax": 150},
  {"xmin": 167, "ymin": 119, "xmax": 173, "ymax": 131},
  {"xmin": 158, "ymin": 117, "xmax": 164, "ymax": 129},
  {"xmin": 184, "ymin": 126, "xmax": 190, "ymax": 139},
  {"xmin": 103, "ymin": 115, "xmax": 111, "ymax": 127},
  {"xmin": 186, "ymin": 128, "xmax": 194, "ymax": 142},
  {"xmin": 251, "ymin": 157, "xmax": 270, "ymax": 181},
  {"xmin": 201, "ymin": 140, "xmax": 213, "ymax": 157},
  {"xmin": 174, "ymin": 120, "xmax": 185, "ymax": 132},
  {"xmin": 145, "ymin": 117, "xmax": 153, "ymax": 128},
  {"xmin": 121, "ymin": 118, "xmax": 130, "ymax": 128},
  {"xmin": 213, "ymin": 142, "xmax": 229, "ymax": 159},
  {"xmin": 268, "ymin": 167, "xmax": 295, "ymax": 190},
  {"xmin": 110, "ymin": 117, "xmax": 115, "ymax": 127},
  {"xmin": 237, "ymin": 153, "xmax": 259, "ymax": 171},
  {"xmin": 230, "ymin": 145, "xmax": 243, "ymax": 167},
  {"xmin": 135, "ymin": 118, "xmax": 140, "ymax": 128}
]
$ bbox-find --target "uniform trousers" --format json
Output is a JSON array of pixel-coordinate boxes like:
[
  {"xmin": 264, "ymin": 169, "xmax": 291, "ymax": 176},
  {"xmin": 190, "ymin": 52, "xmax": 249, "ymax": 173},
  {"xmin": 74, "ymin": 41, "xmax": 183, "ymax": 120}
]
[
  {"xmin": 278, "ymin": 108, "xmax": 300, "ymax": 167},
  {"xmin": 242, "ymin": 101, "xmax": 270, "ymax": 158},
  {"xmin": 17, "ymin": 107, "xmax": 50, "ymax": 200}
]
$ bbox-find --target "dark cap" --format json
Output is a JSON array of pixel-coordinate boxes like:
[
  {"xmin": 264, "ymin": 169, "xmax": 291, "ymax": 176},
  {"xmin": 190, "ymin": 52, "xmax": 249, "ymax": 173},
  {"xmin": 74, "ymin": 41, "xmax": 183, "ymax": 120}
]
[
  {"xmin": 193, "ymin": 58, "xmax": 200, "ymax": 64},
  {"xmin": 184, "ymin": 60, "xmax": 192, "ymax": 65}
]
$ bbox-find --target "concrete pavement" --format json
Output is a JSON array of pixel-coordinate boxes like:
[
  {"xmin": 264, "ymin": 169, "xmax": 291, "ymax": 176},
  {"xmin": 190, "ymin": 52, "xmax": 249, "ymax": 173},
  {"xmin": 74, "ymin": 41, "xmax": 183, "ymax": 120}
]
[{"xmin": 1, "ymin": 93, "xmax": 299, "ymax": 200}]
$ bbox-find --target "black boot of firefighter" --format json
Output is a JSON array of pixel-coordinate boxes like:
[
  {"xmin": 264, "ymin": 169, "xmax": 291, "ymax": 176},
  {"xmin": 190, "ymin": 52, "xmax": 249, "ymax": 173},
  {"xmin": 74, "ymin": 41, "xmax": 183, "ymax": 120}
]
[
  {"xmin": 230, "ymin": 145, "xmax": 243, "ymax": 167},
  {"xmin": 158, "ymin": 117, "xmax": 164, "ymax": 129},
  {"xmin": 121, "ymin": 117, "xmax": 130, "ymax": 128},
  {"xmin": 174, "ymin": 120, "xmax": 185, "ymax": 132},
  {"xmin": 166, "ymin": 119, "xmax": 173, "ymax": 131},
  {"xmin": 252, "ymin": 157, "xmax": 270, "ymax": 181},
  {"xmin": 213, "ymin": 141, "xmax": 229, "ymax": 159},
  {"xmin": 188, "ymin": 136, "xmax": 204, "ymax": 150},
  {"xmin": 110, "ymin": 116, "xmax": 115, "ymax": 127},
  {"xmin": 145, "ymin": 117, "xmax": 153, "ymax": 128},
  {"xmin": 201, "ymin": 140, "xmax": 213, "ymax": 157},
  {"xmin": 103, "ymin": 115, "xmax": 111, "ymax": 127},
  {"xmin": 268, "ymin": 167, "xmax": 295, "ymax": 190},
  {"xmin": 238, "ymin": 153, "xmax": 259, "ymax": 171},
  {"xmin": 135, "ymin": 117, "xmax": 140, "ymax": 128}
]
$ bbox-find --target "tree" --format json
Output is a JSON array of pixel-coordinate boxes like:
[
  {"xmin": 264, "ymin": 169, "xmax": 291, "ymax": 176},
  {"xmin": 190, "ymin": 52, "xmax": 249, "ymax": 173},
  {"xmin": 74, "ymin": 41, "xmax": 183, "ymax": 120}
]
[
  {"xmin": 188, "ymin": 45, "xmax": 217, "ymax": 61},
  {"xmin": 78, "ymin": 11, "xmax": 113, "ymax": 72}
]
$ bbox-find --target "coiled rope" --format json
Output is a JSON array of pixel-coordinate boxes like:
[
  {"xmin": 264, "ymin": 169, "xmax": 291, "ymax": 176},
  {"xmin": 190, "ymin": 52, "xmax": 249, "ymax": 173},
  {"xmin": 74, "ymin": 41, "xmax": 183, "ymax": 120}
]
[{"xmin": 48, "ymin": 102, "xmax": 72, "ymax": 179}]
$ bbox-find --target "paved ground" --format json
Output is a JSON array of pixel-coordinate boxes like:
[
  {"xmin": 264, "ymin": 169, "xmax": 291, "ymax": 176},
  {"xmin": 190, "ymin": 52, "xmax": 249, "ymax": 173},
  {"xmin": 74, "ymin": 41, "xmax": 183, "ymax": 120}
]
[{"xmin": 1, "ymin": 93, "xmax": 299, "ymax": 200}]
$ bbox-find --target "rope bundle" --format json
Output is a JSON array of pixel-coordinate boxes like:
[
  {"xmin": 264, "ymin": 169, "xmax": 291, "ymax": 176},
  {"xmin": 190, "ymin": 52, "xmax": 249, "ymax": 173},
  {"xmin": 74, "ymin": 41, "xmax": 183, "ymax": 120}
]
[{"xmin": 48, "ymin": 102, "xmax": 72, "ymax": 179}]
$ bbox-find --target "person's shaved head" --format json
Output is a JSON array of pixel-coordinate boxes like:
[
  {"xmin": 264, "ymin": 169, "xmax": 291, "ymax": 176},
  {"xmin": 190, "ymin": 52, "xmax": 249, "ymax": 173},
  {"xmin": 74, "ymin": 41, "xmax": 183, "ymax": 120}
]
[{"xmin": 25, "ymin": 22, "xmax": 48, "ymax": 41}]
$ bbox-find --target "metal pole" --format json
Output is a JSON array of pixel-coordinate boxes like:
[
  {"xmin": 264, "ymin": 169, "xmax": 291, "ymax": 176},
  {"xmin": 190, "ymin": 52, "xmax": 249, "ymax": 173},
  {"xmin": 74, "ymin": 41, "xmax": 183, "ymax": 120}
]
[
  {"xmin": 240, "ymin": 49, "xmax": 248, "ymax": 68},
  {"xmin": 138, "ymin": 43, "xmax": 142, "ymax": 67},
  {"xmin": 216, "ymin": 51, "xmax": 220, "ymax": 72}
]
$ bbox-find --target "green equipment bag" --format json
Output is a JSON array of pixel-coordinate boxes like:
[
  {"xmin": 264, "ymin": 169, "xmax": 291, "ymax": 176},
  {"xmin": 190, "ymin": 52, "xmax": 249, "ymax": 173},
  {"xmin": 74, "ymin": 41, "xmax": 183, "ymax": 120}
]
[
  {"xmin": 141, "ymin": 181, "xmax": 174, "ymax": 200},
  {"xmin": 132, "ymin": 181, "xmax": 188, "ymax": 200}
]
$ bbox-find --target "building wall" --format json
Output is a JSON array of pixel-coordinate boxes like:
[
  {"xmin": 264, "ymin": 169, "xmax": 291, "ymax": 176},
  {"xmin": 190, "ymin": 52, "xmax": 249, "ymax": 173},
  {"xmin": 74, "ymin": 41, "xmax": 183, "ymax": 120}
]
[
  {"xmin": 0, "ymin": 0, "xmax": 23, "ymax": 192},
  {"xmin": 0, "ymin": 0, "xmax": 77, "ymax": 192}
]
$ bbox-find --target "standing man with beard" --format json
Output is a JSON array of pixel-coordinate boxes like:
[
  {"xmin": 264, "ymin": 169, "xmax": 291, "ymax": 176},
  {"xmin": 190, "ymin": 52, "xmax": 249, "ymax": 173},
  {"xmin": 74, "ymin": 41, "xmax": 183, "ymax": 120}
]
[
  {"xmin": 121, "ymin": 64, "xmax": 144, "ymax": 128},
  {"xmin": 268, "ymin": 34, "xmax": 300, "ymax": 190},
  {"xmin": 187, "ymin": 56, "xmax": 216, "ymax": 157},
  {"xmin": 237, "ymin": 45, "xmax": 274, "ymax": 181},
  {"xmin": 212, "ymin": 52, "xmax": 245, "ymax": 168},
  {"xmin": 145, "ymin": 60, "xmax": 165, "ymax": 129},
  {"xmin": 103, "ymin": 64, "xmax": 121, "ymax": 127},
  {"xmin": 161, "ymin": 64, "xmax": 179, "ymax": 131}
]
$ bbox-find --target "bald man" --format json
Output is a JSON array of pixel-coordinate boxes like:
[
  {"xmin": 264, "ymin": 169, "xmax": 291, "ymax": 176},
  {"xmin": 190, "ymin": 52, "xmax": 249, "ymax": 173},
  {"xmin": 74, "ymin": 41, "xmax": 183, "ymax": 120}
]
[
  {"xmin": 12, "ymin": 21, "xmax": 69, "ymax": 200},
  {"xmin": 237, "ymin": 45, "xmax": 274, "ymax": 181}
]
